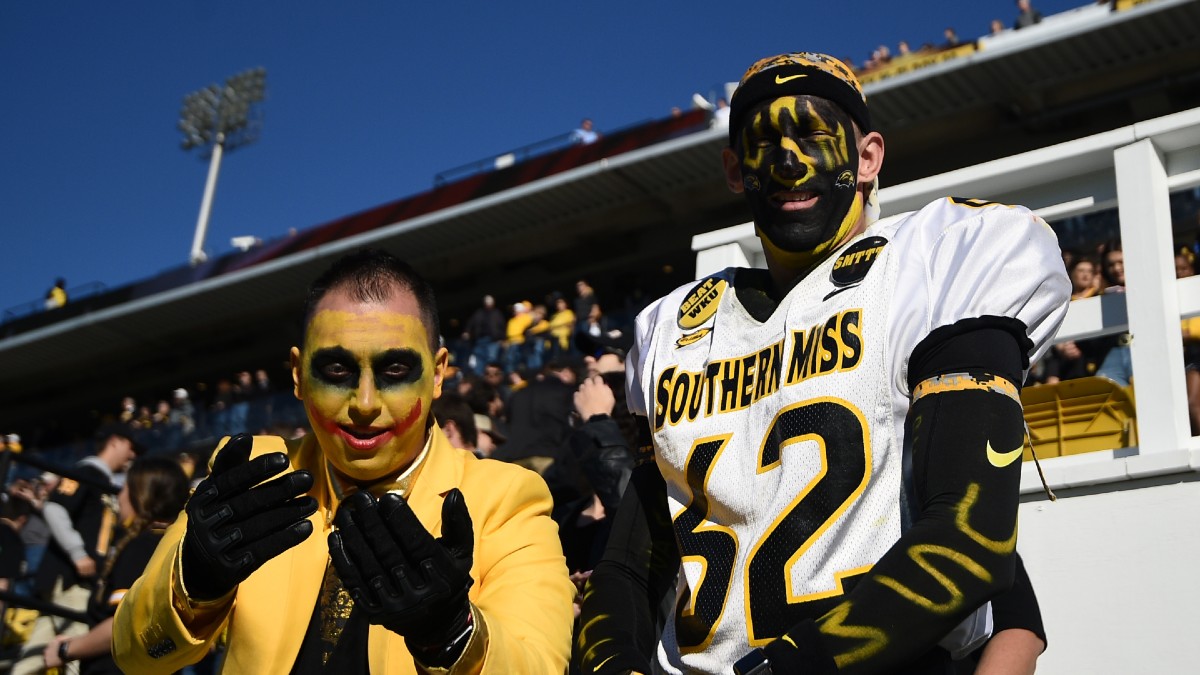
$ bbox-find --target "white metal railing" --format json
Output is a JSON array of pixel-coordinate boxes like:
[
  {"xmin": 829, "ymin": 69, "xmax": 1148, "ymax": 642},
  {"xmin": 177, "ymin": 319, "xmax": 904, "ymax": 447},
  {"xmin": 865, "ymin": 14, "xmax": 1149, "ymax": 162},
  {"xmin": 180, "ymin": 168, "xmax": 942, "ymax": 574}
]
[{"xmin": 693, "ymin": 106, "xmax": 1200, "ymax": 457}]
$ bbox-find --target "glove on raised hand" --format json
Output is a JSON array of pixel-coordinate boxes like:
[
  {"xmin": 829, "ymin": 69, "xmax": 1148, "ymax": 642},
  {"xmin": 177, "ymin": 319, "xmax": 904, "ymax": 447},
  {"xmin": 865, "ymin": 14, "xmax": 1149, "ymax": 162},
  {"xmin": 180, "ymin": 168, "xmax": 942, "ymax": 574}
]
[
  {"xmin": 181, "ymin": 433, "xmax": 318, "ymax": 601},
  {"xmin": 329, "ymin": 488, "xmax": 475, "ymax": 657}
]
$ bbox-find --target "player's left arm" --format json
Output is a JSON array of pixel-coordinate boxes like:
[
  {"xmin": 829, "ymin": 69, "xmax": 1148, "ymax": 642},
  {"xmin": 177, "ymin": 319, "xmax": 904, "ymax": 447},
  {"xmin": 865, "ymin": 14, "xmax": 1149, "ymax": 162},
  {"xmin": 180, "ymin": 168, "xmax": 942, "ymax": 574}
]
[{"xmin": 738, "ymin": 205, "xmax": 1071, "ymax": 674}]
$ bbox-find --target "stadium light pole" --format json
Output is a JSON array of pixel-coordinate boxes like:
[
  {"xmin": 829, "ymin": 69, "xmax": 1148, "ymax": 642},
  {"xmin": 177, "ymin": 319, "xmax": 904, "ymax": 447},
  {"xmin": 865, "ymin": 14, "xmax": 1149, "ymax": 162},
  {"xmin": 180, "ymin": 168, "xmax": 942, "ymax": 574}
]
[{"xmin": 178, "ymin": 67, "xmax": 267, "ymax": 266}]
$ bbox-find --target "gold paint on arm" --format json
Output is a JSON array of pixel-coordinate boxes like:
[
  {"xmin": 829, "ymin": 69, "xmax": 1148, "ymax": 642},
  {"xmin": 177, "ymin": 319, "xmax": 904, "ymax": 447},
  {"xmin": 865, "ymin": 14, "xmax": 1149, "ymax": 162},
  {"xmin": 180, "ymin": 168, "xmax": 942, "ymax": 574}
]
[
  {"xmin": 955, "ymin": 482, "xmax": 1018, "ymax": 555},
  {"xmin": 817, "ymin": 601, "xmax": 889, "ymax": 668}
]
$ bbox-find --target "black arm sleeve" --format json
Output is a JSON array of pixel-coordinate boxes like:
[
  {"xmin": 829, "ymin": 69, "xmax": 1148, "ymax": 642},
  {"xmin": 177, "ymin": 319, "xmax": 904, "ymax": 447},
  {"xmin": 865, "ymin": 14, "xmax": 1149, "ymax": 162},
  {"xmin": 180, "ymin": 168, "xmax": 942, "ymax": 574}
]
[
  {"xmin": 989, "ymin": 553, "xmax": 1046, "ymax": 646},
  {"xmin": 576, "ymin": 418, "xmax": 680, "ymax": 675},
  {"xmin": 764, "ymin": 325, "xmax": 1029, "ymax": 674},
  {"xmin": 570, "ymin": 415, "xmax": 635, "ymax": 515}
]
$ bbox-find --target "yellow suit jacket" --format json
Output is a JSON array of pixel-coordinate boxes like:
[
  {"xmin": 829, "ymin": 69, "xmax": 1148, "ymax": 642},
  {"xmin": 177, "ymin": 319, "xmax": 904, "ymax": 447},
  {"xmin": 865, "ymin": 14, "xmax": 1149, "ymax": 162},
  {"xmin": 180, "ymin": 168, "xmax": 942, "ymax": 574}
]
[{"xmin": 113, "ymin": 428, "xmax": 574, "ymax": 674}]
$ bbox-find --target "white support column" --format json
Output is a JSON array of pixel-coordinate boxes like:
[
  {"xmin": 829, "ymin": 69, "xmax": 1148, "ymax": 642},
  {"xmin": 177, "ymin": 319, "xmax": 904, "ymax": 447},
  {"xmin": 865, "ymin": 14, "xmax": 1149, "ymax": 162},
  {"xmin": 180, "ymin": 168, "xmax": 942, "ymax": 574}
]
[
  {"xmin": 1114, "ymin": 139, "xmax": 1190, "ymax": 453},
  {"xmin": 694, "ymin": 243, "xmax": 750, "ymax": 280},
  {"xmin": 692, "ymin": 223, "xmax": 756, "ymax": 279}
]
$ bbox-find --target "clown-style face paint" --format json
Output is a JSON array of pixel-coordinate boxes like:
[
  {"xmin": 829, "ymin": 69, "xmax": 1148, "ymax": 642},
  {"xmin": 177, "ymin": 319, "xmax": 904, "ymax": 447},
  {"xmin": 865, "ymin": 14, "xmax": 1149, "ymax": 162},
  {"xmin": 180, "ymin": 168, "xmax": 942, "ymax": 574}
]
[
  {"xmin": 737, "ymin": 95, "xmax": 863, "ymax": 265},
  {"xmin": 291, "ymin": 287, "xmax": 446, "ymax": 486}
]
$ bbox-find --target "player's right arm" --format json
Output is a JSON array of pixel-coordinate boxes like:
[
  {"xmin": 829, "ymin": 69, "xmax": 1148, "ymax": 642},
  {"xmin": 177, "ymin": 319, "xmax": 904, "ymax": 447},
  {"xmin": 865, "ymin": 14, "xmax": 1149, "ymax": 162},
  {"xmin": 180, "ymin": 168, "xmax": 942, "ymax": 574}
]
[{"xmin": 576, "ymin": 423, "xmax": 679, "ymax": 675}]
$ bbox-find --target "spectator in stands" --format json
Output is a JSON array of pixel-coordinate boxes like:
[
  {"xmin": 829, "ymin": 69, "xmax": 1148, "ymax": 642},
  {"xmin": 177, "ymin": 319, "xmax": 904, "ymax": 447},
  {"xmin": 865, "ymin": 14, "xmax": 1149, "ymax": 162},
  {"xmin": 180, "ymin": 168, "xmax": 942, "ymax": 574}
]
[
  {"xmin": 548, "ymin": 295, "xmax": 577, "ymax": 359},
  {"xmin": 18, "ymin": 429, "xmax": 139, "ymax": 674},
  {"xmin": 464, "ymin": 294, "xmax": 506, "ymax": 373},
  {"xmin": 505, "ymin": 300, "xmax": 533, "ymax": 373},
  {"xmin": 571, "ymin": 118, "xmax": 599, "ymax": 145},
  {"xmin": 1014, "ymin": 0, "xmax": 1044, "ymax": 29},
  {"xmin": 43, "ymin": 278, "xmax": 67, "ymax": 310},
  {"xmin": 42, "ymin": 456, "xmax": 189, "ymax": 675},
  {"xmin": 228, "ymin": 370, "xmax": 254, "ymax": 434},
  {"xmin": 897, "ymin": 40, "xmax": 913, "ymax": 58},
  {"xmin": 991, "ymin": 18, "xmax": 1007, "ymax": 35},
  {"xmin": 525, "ymin": 303, "xmax": 552, "ymax": 372},
  {"xmin": 580, "ymin": 303, "xmax": 621, "ymax": 350},
  {"xmin": 1097, "ymin": 249, "xmax": 1200, "ymax": 402},
  {"xmin": 464, "ymin": 379, "xmax": 507, "ymax": 458},
  {"xmin": 577, "ymin": 329, "xmax": 630, "ymax": 379},
  {"xmin": 943, "ymin": 27, "xmax": 961, "ymax": 49},
  {"xmin": 482, "ymin": 361, "xmax": 512, "ymax": 407},
  {"xmin": 209, "ymin": 377, "xmax": 235, "ymax": 439},
  {"xmin": 493, "ymin": 360, "xmax": 577, "ymax": 477},
  {"xmin": 473, "ymin": 414, "xmax": 504, "ymax": 458},
  {"xmin": 9, "ymin": 475, "xmax": 51, "ymax": 596},
  {"xmin": 1036, "ymin": 252, "xmax": 1108, "ymax": 381},
  {"xmin": 573, "ymin": 280, "xmax": 598, "ymax": 333},
  {"xmin": 1100, "ymin": 240, "xmax": 1125, "ymax": 292},
  {"xmin": 433, "ymin": 393, "xmax": 481, "ymax": 458},
  {"xmin": 711, "ymin": 98, "xmax": 731, "ymax": 129},
  {"xmin": 1067, "ymin": 255, "xmax": 1100, "ymax": 300},
  {"xmin": 1, "ymin": 494, "xmax": 32, "ymax": 595},
  {"xmin": 169, "ymin": 387, "xmax": 196, "ymax": 445},
  {"xmin": 247, "ymin": 368, "xmax": 273, "ymax": 433},
  {"xmin": 118, "ymin": 397, "xmax": 136, "ymax": 425}
]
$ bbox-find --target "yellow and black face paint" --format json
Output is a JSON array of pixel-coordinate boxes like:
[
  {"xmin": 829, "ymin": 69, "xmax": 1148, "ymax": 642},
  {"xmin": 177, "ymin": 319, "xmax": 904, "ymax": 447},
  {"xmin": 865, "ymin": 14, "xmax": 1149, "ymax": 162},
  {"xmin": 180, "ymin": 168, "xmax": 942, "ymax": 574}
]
[{"xmin": 736, "ymin": 95, "xmax": 863, "ymax": 270}]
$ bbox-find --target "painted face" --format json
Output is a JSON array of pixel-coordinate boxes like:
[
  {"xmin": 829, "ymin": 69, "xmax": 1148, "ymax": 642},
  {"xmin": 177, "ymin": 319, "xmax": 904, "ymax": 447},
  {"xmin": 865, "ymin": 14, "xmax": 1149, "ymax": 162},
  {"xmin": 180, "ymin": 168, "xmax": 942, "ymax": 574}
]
[
  {"xmin": 737, "ymin": 95, "xmax": 863, "ymax": 264},
  {"xmin": 292, "ymin": 287, "xmax": 446, "ymax": 486}
]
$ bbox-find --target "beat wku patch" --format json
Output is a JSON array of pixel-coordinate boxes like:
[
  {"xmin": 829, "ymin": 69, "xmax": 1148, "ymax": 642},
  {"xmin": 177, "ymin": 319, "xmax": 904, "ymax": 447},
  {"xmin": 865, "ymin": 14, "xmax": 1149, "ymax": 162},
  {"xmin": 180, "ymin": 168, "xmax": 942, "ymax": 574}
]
[
  {"xmin": 678, "ymin": 277, "xmax": 727, "ymax": 329},
  {"xmin": 830, "ymin": 236, "xmax": 888, "ymax": 287}
]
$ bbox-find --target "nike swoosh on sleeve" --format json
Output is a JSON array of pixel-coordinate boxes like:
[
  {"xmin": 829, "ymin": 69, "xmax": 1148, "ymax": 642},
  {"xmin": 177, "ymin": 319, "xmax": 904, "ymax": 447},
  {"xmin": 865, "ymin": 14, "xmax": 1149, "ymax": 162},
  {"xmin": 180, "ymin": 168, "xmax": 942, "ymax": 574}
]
[{"xmin": 986, "ymin": 440, "xmax": 1023, "ymax": 468}]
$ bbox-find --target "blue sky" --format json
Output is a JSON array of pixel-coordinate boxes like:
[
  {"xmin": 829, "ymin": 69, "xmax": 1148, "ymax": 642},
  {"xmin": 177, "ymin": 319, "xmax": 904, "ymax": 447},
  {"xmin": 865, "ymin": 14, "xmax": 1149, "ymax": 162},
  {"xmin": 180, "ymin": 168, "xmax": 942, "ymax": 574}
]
[{"xmin": 0, "ymin": 0, "xmax": 1084, "ymax": 314}]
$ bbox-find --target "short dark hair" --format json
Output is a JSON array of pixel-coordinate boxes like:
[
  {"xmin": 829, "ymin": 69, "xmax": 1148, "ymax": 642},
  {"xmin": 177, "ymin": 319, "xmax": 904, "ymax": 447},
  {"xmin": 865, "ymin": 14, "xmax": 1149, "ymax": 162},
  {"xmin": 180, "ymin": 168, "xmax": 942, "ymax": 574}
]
[
  {"xmin": 432, "ymin": 393, "xmax": 477, "ymax": 447},
  {"xmin": 126, "ymin": 456, "xmax": 190, "ymax": 523},
  {"xmin": 303, "ymin": 249, "xmax": 440, "ymax": 351}
]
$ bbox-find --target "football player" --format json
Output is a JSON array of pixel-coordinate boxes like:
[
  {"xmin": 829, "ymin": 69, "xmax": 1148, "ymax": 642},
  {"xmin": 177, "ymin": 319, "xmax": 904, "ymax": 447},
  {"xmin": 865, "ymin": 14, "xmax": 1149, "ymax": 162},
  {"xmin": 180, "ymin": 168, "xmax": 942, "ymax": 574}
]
[{"xmin": 576, "ymin": 53, "xmax": 1069, "ymax": 674}]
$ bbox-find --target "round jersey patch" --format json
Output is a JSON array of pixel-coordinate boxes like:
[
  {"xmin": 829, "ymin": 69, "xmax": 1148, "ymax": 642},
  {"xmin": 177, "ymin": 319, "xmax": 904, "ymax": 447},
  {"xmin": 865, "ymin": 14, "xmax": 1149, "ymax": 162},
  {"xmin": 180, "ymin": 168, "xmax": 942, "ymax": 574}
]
[
  {"xmin": 830, "ymin": 236, "xmax": 888, "ymax": 287},
  {"xmin": 678, "ymin": 277, "xmax": 727, "ymax": 329}
]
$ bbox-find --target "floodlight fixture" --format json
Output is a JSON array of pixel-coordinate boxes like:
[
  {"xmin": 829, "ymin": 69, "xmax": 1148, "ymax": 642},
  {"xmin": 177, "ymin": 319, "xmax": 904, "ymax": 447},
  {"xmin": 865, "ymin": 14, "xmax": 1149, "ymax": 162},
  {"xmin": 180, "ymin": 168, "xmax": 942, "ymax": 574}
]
[{"xmin": 179, "ymin": 67, "xmax": 267, "ymax": 265}]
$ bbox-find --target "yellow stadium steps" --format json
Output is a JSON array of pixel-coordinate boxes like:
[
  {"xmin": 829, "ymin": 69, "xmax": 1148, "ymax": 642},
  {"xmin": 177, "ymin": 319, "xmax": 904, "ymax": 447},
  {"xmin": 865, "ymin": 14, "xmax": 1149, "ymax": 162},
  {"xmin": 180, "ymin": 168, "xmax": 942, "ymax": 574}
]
[{"xmin": 1021, "ymin": 376, "xmax": 1137, "ymax": 460}]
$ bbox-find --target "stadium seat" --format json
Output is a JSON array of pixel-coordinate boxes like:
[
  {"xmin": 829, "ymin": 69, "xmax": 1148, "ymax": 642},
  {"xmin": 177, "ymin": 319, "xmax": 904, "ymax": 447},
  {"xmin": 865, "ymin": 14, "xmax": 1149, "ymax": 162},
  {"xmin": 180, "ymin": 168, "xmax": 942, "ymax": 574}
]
[{"xmin": 1021, "ymin": 376, "xmax": 1137, "ymax": 460}]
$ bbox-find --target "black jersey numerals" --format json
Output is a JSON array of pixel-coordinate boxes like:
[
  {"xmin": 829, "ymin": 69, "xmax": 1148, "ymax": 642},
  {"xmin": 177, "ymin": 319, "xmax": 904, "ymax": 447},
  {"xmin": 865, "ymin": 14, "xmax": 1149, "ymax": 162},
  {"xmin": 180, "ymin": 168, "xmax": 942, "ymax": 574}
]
[
  {"xmin": 671, "ymin": 398, "xmax": 871, "ymax": 652},
  {"xmin": 746, "ymin": 398, "xmax": 871, "ymax": 643},
  {"xmin": 673, "ymin": 434, "xmax": 737, "ymax": 651}
]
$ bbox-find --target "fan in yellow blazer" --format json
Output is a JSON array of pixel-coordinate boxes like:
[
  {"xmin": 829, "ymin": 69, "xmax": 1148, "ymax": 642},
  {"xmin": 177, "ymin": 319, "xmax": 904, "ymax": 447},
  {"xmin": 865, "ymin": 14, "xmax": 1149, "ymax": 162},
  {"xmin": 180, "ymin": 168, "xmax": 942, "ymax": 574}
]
[{"xmin": 113, "ymin": 250, "xmax": 574, "ymax": 674}]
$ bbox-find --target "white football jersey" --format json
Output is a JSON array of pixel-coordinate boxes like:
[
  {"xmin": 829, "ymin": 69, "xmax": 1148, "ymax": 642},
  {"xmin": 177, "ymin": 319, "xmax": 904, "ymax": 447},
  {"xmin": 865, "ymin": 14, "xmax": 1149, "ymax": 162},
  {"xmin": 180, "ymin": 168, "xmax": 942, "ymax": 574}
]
[{"xmin": 626, "ymin": 197, "xmax": 1070, "ymax": 674}]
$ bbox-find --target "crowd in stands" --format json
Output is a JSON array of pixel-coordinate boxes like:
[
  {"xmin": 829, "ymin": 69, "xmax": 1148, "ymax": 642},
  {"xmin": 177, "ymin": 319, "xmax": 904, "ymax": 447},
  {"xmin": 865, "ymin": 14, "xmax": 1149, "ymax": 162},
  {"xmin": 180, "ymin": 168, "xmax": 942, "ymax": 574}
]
[
  {"xmin": 0, "ymin": 290, "xmax": 643, "ymax": 671},
  {"xmin": 1027, "ymin": 229, "xmax": 1200, "ymax": 435},
  {"xmin": 854, "ymin": 0, "xmax": 1048, "ymax": 74}
]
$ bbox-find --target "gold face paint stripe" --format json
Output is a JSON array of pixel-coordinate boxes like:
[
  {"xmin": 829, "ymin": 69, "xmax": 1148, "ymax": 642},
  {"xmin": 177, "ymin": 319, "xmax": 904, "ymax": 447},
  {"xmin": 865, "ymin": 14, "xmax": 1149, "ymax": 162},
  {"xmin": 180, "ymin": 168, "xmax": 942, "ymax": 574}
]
[{"xmin": 912, "ymin": 372, "xmax": 1019, "ymax": 404}]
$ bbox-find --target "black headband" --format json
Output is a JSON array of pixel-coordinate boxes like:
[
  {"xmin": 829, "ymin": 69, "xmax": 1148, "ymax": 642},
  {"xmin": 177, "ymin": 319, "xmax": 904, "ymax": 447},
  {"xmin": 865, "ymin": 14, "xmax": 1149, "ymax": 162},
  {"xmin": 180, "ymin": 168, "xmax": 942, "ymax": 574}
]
[{"xmin": 729, "ymin": 64, "xmax": 872, "ymax": 146}]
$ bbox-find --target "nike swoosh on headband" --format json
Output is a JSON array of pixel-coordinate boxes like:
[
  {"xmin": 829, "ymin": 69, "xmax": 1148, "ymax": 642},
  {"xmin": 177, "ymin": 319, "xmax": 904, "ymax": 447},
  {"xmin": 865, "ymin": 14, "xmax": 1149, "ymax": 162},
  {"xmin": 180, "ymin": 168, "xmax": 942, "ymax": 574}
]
[{"xmin": 775, "ymin": 73, "xmax": 808, "ymax": 84}]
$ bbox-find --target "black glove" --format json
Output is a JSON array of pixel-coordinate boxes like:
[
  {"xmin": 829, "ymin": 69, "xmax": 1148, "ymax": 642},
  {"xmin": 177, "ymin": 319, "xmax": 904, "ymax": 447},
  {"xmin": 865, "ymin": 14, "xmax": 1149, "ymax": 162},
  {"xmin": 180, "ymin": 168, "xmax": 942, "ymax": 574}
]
[
  {"xmin": 181, "ymin": 434, "xmax": 317, "ymax": 601},
  {"xmin": 329, "ymin": 488, "xmax": 474, "ymax": 660}
]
